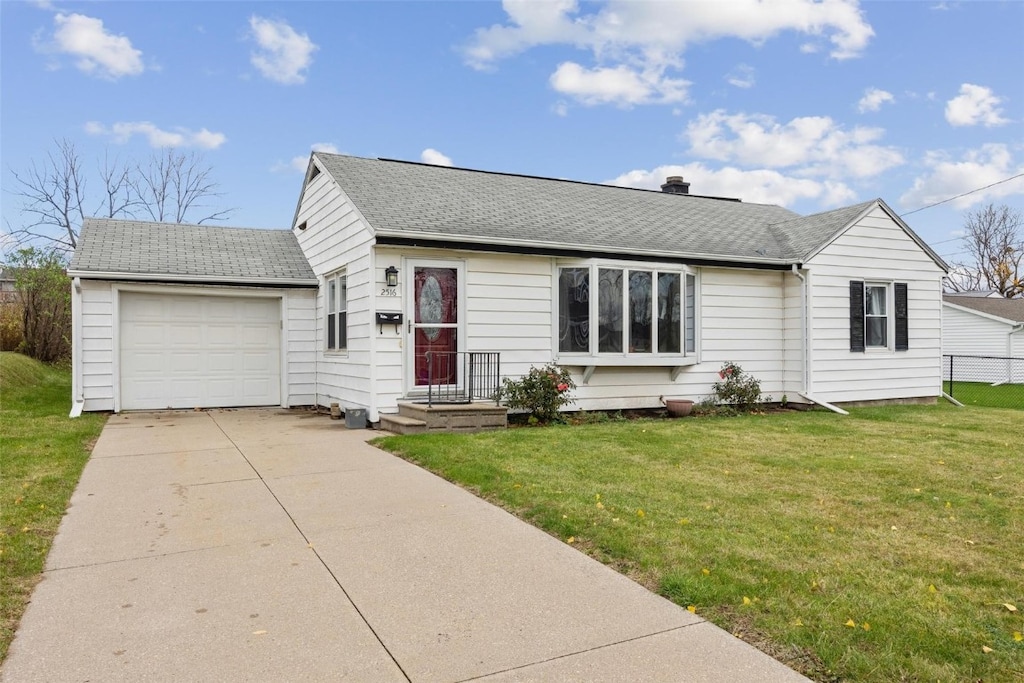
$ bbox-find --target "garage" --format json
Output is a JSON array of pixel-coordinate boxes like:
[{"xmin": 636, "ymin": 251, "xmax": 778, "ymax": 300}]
[
  {"xmin": 68, "ymin": 218, "xmax": 318, "ymax": 415},
  {"xmin": 119, "ymin": 292, "xmax": 282, "ymax": 410}
]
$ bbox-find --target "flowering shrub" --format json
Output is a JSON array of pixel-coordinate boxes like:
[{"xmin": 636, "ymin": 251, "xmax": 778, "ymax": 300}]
[
  {"xmin": 500, "ymin": 364, "xmax": 576, "ymax": 424},
  {"xmin": 710, "ymin": 361, "xmax": 769, "ymax": 411}
]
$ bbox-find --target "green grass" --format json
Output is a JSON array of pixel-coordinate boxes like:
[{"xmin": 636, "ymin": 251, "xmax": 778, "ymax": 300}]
[
  {"xmin": 946, "ymin": 381, "xmax": 1024, "ymax": 410},
  {"xmin": 0, "ymin": 352, "xmax": 107, "ymax": 663},
  {"xmin": 376, "ymin": 405, "xmax": 1024, "ymax": 682}
]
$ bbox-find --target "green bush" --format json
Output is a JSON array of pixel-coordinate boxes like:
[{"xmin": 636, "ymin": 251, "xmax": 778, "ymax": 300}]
[
  {"xmin": 0, "ymin": 303, "xmax": 23, "ymax": 352},
  {"xmin": 3, "ymin": 249, "xmax": 71, "ymax": 363},
  {"xmin": 500, "ymin": 364, "xmax": 576, "ymax": 424},
  {"xmin": 710, "ymin": 361, "xmax": 769, "ymax": 411}
]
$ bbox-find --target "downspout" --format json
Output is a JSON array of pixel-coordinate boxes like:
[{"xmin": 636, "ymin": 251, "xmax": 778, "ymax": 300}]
[
  {"xmin": 790, "ymin": 265, "xmax": 848, "ymax": 415},
  {"xmin": 68, "ymin": 277, "xmax": 84, "ymax": 418}
]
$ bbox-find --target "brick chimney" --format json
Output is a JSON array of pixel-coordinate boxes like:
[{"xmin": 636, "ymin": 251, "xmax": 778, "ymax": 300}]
[{"xmin": 661, "ymin": 176, "xmax": 690, "ymax": 194}]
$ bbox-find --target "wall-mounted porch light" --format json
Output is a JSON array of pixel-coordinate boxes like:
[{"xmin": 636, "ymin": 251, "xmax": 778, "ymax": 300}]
[{"xmin": 385, "ymin": 266, "xmax": 399, "ymax": 288}]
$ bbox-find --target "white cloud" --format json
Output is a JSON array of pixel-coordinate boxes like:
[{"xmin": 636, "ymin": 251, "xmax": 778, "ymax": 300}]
[
  {"xmin": 606, "ymin": 163, "xmax": 856, "ymax": 208},
  {"xmin": 900, "ymin": 144, "xmax": 1024, "ymax": 210},
  {"xmin": 248, "ymin": 16, "xmax": 317, "ymax": 85},
  {"xmin": 464, "ymin": 1, "xmax": 872, "ymax": 108},
  {"xmin": 420, "ymin": 148, "xmax": 454, "ymax": 167},
  {"xmin": 684, "ymin": 109, "xmax": 904, "ymax": 179},
  {"xmin": 37, "ymin": 12, "xmax": 144, "ymax": 79},
  {"xmin": 466, "ymin": 0, "xmax": 873, "ymax": 68},
  {"xmin": 549, "ymin": 62, "xmax": 689, "ymax": 106},
  {"xmin": 276, "ymin": 142, "xmax": 341, "ymax": 173},
  {"xmin": 552, "ymin": 101, "xmax": 569, "ymax": 117},
  {"xmin": 85, "ymin": 121, "xmax": 227, "ymax": 149},
  {"xmin": 725, "ymin": 64, "xmax": 756, "ymax": 89},
  {"xmin": 945, "ymin": 83, "xmax": 1009, "ymax": 127},
  {"xmin": 857, "ymin": 87, "xmax": 894, "ymax": 113}
]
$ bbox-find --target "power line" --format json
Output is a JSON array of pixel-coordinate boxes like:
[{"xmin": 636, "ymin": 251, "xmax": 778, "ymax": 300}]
[{"xmin": 899, "ymin": 172, "xmax": 1024, "ymax": 217}]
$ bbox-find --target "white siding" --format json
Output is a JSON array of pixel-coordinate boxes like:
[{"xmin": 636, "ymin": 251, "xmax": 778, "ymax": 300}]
[
  {"xmin": 365, "ymin": 249, "xmax": 794, "ymax": 414},
  {"xmin": 564, "ymin": 268, "xmax": 788, "ymax": 410},
  {"xmin": 79, "ymin": 280, "xmax": 115, "ymax": 411},
  {"xmin": 804, "ymin": 206, "xmax": 945, "ymax": 402},
  {"xmin": 942, "ymin": 304, "xmax": 1021, "ymax": 383},
  {"xmin": 294, "ymin": 167, "xmax": 375, "ymax": 415},
  {"xmin": 75, "ymin": 281, "xmax": 315, "ymax": 413},
  {"xmin": 285, "ymin": 290, "xmax": 317, "ymax": 404}
]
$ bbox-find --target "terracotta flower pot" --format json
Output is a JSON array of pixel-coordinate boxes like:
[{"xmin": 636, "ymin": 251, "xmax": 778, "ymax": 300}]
[{"xmin": 661, "ymin": 398, "xmax": 694, "ymax": 417}]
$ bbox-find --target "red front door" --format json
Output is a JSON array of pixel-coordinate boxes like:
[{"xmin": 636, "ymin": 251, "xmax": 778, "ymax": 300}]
[{"xmin": 412, "ymin": 266, "xmax": 458, "ymax": 386}]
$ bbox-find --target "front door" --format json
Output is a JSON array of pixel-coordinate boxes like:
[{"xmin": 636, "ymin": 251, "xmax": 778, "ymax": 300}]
[{"xmin": 408, "ymin": 262, "xmax": 461, "ymax": 391}]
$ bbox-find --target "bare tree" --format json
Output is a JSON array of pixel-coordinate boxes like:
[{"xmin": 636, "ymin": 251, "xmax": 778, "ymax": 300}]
[
  {"xmin": 7, "ymin": 139, "xmax": 87, "ymax": 251},
  {"xmin": 944, "ymin": 204, "xmax": 1024, "ymax": 298},
  {"xmin": 131, "ymin": 149, "xmax": 232, "ymax": 224},
  {"xmin": 5, "ymin": 138, "xmax": 233, "ymax": 254}
]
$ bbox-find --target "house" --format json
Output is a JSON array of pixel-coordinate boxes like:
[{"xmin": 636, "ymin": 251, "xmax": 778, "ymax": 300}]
[
  {"xmin": 942, "ymin": 293, "xmax": 1024, "ymax": 384},
  {"xmin": 69, "ymin": 154, "xmax": 949, "ymax": 421}
]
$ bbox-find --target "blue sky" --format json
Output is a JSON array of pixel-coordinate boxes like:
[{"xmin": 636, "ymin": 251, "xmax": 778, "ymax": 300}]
[{"xmin": 2, "ymin": 0, "xmax": 1022, "ymax": 265}]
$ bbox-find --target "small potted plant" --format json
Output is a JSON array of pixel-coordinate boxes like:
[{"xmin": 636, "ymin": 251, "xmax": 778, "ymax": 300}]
[{"xmin": 660, "ymin": 395, "xmax": 694, "ymax": 417}]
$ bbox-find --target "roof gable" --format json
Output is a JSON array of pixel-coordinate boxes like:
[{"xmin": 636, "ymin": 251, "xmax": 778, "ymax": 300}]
[{"xmin": 69, "ymin": 218, "xmax": 317, "ymax": 286}]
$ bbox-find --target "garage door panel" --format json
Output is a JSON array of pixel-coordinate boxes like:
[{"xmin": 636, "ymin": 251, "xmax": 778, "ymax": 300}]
[
  {"xmin": 242, "ymin": 351, "xmax": 275, "ymax": 372},
  {"xmin": 120, "ymin": 293, "xmax": 281, "ymax": 410}
]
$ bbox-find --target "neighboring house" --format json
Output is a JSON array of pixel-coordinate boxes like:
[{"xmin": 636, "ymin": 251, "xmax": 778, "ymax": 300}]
[
  {"xmin": 0, "ymin": 267, "xmax": 18, "ymax": 303},
  {"xmin": 67, "ymin": 220, "xmax": 317, "ymax": 415},
  {"xmin": 68, "ymin": 154, "xmax": 950, "ymax": 420},
  {"xmin": 942, "ymin": 294, "xmax": 1024, "ymax": 383}
]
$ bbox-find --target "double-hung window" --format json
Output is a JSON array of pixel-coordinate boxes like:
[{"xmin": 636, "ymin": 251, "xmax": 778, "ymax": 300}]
[
  {"xmin": 850, "ymin": 280, "xmax": 908, "ymax": 352},
  {"xmin": 326, "ymin": 271, "xmax": 347, "ymax": 351},
  {"xmin": 558, "ymin": 264, "xmax": 696, "ymax": 357}
]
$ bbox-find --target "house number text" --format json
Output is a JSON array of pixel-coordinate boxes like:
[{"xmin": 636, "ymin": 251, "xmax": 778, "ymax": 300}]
[{"xmin": 379, "ymin": 288, "xmax": 398, "ymax": 296}]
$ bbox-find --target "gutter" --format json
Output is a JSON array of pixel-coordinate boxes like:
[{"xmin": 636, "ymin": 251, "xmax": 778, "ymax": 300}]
[
  {"xmin": 799, "ymin": 392, "xmax": 850, "ymax": 415},
  {"xmin": 790, "ymin": 265, "xmax": 809, "ymax": 397},
  {"xmin": 790, "ymin": 265, "xmax": 848, "ymax": 415},
  {"xmin": 66, "ymin": 271, "xmax": 318, "ymax": 288},
  {"xmin": 376, "ymin": 233, "xmax": 797, "ymax": 270},
  {"xmin": 69, "ymin": 277, "xmax": 84, "ymax": 418}
]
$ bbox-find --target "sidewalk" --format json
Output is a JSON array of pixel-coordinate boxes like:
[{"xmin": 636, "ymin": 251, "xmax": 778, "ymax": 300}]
[{"xmin": 2, "ymin": 408, "xmax": 809, "ymax": 682}]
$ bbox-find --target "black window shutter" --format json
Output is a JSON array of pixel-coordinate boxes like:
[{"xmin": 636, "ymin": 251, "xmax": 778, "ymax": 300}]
[
  {"xmin": 894, "ymin": 282, "xmax": 908, "ymax": 351},
  {"xmin": 850, "ymin": 280, "xmax": 865, "ymax": 352}
]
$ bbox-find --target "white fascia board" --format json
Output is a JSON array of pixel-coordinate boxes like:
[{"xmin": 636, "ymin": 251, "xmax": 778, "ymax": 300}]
[{"xmin": 67, "ymin": 270, "xmax": 318, "ymax": 287}]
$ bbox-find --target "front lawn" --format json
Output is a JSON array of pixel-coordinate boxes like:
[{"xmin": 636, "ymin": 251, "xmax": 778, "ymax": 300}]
[
  {"xmin": 376, "ymin": 404, "xmax": 1024, "ymax": 683},
  {"xmin": 0, "ymin": 353, "xmax": 107, "ymax": 662}
]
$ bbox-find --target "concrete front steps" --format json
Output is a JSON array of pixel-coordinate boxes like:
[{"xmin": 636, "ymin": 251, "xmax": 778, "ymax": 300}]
[{"xmin": 379, "ymin": 401, "xmax": 508, "ymax": 435}]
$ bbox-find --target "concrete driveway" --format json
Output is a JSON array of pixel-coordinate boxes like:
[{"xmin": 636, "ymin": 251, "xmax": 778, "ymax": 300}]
[{"xmin": 2, "ymin": 408, "xmax": 809, "ymax": 682}]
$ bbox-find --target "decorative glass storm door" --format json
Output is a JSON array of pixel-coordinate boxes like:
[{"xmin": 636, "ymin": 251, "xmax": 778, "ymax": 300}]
[{"xmin": 410, "ymin": 265, "xmax": 460, "ymax": 389}]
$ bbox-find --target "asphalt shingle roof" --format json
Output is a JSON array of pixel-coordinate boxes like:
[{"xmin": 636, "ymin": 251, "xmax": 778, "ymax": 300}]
[
  {"xmin": 944, "ymin": 294, "xmax": 1024, "ymax": 323},
  {"xmin": 69, "ymin": 218, "xmax": 317, "ymax": 284},
  {"xmin": 312, "ymin": 155, "xmax": 934, "ymax": 267}
]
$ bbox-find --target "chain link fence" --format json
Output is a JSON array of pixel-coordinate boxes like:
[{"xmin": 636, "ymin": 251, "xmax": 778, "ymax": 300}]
[{"xmin": 942, "ymin": 354, "xmax": 1024, "ymax": 410}]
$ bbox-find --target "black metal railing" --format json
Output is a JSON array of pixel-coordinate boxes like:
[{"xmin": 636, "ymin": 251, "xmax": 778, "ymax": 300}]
[
  {"xmin": 424, "ymin": 352, "xmax": 501, "ymax": 406},
  {"xmin": 943, "ymin": 354, "xmax": 1024, "ymax": 410}
]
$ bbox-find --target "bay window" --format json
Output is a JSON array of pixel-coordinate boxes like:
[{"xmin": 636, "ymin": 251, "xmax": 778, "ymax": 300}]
[{"xmin": 558, "ymin": 263, "xmax": 696, "ymax": 357}]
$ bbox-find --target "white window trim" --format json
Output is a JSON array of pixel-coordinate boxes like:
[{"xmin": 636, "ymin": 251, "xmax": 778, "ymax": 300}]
[
  {"xmin": 864, "ymin": 280, "xmax": 892, "ymax": 352},
  {"xmin": 325, "ymin": 270, "xmax": 348, "ymax": 354},
  {"xmin": 553, "ymin": 260, "xmax": 699, "ymax": 365}
]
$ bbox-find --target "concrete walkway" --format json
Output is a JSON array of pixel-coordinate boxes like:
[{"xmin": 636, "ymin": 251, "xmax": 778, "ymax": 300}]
[{"xmin": 2, "ymin": 408, "xmax": 809, "ymax": 682}]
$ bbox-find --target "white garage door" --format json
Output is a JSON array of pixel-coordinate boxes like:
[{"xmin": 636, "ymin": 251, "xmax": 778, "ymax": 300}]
[{"xmin": 120, "ymin": 293, "xmax": 281, "ymax": 410}]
